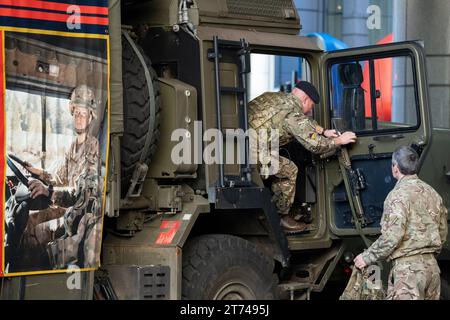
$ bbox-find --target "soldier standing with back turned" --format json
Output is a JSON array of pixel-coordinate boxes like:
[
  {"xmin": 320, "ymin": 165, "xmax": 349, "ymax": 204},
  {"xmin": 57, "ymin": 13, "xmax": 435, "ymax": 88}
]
[{"xmin": 354, "ymin": 146, "xmax": 448, "ymax": 300}]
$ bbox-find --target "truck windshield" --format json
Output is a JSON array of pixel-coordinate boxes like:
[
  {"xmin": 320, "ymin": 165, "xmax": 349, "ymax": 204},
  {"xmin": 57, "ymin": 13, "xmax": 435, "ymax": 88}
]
[{"xmin": 5, "ymin": 89, "xmax": 73, "ymax": 175}]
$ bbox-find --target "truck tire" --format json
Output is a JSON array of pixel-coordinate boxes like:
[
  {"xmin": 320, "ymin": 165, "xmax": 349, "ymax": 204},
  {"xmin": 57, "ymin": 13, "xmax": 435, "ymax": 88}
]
[
  {"xmin": 182, "ymin": 234, "xmax": 278, "ymax": 300},
  {"xmin": 121, "ymin": 35, "xmax": 161, "ymax": 197}
]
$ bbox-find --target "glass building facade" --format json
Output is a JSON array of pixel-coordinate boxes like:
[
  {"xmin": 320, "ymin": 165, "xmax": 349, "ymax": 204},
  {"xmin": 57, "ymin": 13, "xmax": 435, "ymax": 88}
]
[
  {"xmin": 288, "ymin": 0, "xmax": 450, "ymax": 129},
  {"xmin": 297, "ymin": 0, "xmax": 393, "ymax": 47}
]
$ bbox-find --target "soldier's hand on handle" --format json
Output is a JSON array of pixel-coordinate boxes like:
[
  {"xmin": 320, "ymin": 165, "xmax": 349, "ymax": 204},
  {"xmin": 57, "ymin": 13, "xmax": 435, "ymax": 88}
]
[
  {"xmin": 29, "ymin": 179, "xmax": 49, "ymax": 199},
  {"xmin": 324, "ymin": 129, "xmax": 339, "ymax": 138},
  {"xmin": 353, "ymin": 253, "xmax": 367, "ymax": 269},
  {"xmin": 334, "ymin": 131, "xmax": 357, "ymax": 146}
]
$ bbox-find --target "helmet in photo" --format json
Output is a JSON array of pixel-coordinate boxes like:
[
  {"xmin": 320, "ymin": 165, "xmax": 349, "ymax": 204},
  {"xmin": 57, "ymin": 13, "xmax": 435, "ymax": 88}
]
[{"xmin": 69, "ymin": 85, "xmax": 97, "ymax": 119}]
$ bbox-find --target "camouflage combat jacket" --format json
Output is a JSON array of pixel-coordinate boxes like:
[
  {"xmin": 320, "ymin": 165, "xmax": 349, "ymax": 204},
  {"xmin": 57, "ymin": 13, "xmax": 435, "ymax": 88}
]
[
  {"xmin": 41, "ymin": 134, "xmax": 99, "ymax": 207},
  {"xmin": 248, "ymin": 92, "xmax": 337, "ymax": 154},
  {"xmin": 361, "ymin": 175, "xmax": 448, "ymax": 265}
]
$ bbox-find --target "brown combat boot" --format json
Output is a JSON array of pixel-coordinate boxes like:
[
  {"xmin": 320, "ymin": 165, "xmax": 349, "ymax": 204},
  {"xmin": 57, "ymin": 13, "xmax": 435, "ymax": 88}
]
[
  {"xmin": 280, "ymin": 216, "xmax": 307, "ymax": 235},
  {"xmin": 289, "ymin": 204, "xmax": 313, "ymax": 224}
]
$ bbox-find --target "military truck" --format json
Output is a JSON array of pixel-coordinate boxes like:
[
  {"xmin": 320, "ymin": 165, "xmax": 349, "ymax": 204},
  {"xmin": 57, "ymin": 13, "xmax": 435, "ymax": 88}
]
[{"xmin": 1, "ymin": 0, "xmax": 449, "ymax": 300}]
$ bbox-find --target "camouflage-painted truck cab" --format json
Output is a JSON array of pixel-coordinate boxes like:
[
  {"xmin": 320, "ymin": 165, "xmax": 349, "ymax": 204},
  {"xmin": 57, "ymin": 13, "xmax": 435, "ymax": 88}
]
[{"xmin": 1, "ymin": 0, "xmax": 449, "ymax": 300}]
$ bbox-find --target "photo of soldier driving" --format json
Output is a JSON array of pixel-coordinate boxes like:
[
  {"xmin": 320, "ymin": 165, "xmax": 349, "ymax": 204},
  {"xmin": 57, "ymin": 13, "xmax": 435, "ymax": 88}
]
[{"xmin": 5, "ymin": 85, "xmax": 103, "ymax": 273}]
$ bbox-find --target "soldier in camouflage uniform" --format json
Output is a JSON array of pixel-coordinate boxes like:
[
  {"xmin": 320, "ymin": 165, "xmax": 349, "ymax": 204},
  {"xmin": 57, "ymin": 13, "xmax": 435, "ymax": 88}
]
[
  {"xmin": 17, "ymin": 85, "xmax": 102, "ymax": 270},
  {"xmin": 248, "ymin": 81, "xmax": 357, "ymax": 234},
  {"xmin": 354, "ymin": 146, "xmax": 448, "ymax": 300},
  {"xmin": 27, "ymin": 84, "xmax": 100, "ymax": 191}
]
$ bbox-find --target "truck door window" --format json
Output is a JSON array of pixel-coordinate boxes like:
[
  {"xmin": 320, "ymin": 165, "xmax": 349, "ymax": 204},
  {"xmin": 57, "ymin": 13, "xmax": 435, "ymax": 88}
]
[{"xmin": 328, "ymin": 54, "xmax": 419, "ymax": 135}]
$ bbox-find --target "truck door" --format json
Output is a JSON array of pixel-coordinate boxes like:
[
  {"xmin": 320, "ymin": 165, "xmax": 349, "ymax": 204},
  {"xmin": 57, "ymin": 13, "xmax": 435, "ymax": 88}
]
[{"xmin": 320, "ymin": 42, "xmax": 431, "ymax": 236}]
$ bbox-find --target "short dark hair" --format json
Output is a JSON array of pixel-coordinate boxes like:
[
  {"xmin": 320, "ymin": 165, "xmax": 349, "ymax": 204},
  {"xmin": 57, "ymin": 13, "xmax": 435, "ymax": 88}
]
[
  {"xmin": 295, "ymin": 81, "xmax": 320, "ymax": 104},
  {"xmin": 392, "ymin": 146, "xmax": 419, "ymax": 175}
]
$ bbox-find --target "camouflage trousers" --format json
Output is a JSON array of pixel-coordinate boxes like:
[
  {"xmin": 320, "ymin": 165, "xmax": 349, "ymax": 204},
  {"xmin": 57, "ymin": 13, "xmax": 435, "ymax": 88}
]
[
  {"xmin": 23, "ymin": 206, "xmax": 102, "ymax": 268},
  {"xmin": 15, "ymin": 206, "xmax": 66, "ymax": 269},
  {"xmin": 387, "ymin": 254, "xmax": 441, "ymax": 300},
  {"xmin": 47, "ymin": 211, "xmax": 102, "ymax": 269},
  {"xmin": 269, "ymin": 156, "xmax": 298, "ymax": 216},
  {"xmin": 23, "ymin": 206, "xmax": 66, "ymax": 248}
]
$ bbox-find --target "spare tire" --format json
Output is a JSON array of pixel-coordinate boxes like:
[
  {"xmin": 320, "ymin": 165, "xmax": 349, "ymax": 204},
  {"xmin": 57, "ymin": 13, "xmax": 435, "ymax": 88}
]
[{"xmin": 121, "ymin": 34, "xmax": 160, "ymax": 197}]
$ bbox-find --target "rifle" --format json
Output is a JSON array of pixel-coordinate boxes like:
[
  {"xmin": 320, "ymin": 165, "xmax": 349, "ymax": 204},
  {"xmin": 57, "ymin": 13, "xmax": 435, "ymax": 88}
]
[{"xmin": 322, "ymin": 120, "xmax": 373, "ymax": 248}]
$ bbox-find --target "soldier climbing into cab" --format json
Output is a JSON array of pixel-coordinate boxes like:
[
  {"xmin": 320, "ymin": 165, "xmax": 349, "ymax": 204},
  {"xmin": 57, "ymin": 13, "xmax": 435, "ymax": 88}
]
[{"xmin": 248, "ymin": 81, "xmax": 357, "ymax": 234}]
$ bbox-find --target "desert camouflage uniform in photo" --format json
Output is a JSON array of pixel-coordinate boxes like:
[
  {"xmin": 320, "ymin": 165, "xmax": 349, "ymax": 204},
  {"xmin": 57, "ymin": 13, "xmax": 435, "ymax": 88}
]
[
  {"xmin": 19, "ymin": 141, "xmax": 101, "ymax": 269},
  {"xmin": 47, "ymin": 170, "xmax": 102, "ymax": 268},
  {"xmin": 248, "ymin": 92, "xmax": 337, "ymax": 216},
  {"xmin": 361, "ymin": 174, "xmax": 448, "ymax": 300},
  {"xmin": 42, "ymin": 134, "xmax": 99, "ymax": 204}
]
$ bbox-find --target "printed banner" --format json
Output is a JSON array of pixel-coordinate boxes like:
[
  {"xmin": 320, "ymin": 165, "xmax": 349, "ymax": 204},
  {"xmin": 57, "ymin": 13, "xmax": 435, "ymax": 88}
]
[{"xmin": 0, "ymin": 0, "xmax": 109, "ymax": 276}]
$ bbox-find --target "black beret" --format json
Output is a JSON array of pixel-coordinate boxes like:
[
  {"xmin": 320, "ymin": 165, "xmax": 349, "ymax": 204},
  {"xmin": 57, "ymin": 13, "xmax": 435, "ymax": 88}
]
[{"xmin": 295, "ymin": 81, "xmax": 320, "ymax": 104}]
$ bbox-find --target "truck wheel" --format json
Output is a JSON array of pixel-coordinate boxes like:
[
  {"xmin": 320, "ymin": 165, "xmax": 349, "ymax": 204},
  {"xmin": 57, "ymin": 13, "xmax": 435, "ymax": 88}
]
[
  {"xmin": 121, "ymin": 34, "xmax": 161, "ymax": 197},
  {"xmin": 182, "ymin": 234, "xmax": 278, "ymax": 300}
]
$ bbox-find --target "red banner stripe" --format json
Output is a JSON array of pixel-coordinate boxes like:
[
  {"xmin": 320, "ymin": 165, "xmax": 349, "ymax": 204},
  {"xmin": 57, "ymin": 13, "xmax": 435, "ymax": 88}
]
[
  {"xmin": 0, "ymin": 0, "xmax": 108, "ymax": 16},
  {"xmin": 0, "ymin": 7, "xmax": 108, "ymax": 25}
]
